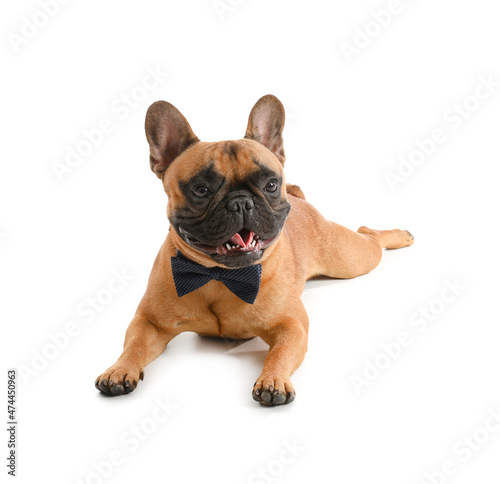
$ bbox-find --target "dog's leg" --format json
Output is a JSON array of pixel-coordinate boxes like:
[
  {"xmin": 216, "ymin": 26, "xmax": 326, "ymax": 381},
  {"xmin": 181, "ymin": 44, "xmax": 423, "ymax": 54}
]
[
  {"xmin": 357, "ymin": 226, "xmax": 414, "ymax": 250},
  {"xmin": 95, "ymin": 315, "xmax": 179, "ymax": 396},
  {"xmin": 252, "ymin": 303, "xmax": 309, "ymax": 406},
  {"xmin": 311, "ymin": 221, "xmax": 414, "ymax": 279}
]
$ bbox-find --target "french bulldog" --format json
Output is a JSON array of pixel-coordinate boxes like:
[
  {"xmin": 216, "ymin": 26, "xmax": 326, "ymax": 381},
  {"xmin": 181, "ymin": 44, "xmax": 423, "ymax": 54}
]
[{"xmin": 95, "ymin": 95, "xmax": 414, "ymax": 405}]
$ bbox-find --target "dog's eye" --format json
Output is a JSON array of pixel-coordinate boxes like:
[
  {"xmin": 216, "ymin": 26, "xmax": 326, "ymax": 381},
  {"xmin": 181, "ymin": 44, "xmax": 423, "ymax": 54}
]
[
  {"xmin": 264, "ymin": 180, "xmax": 278, "ymax": 193},
  {"xmin": 193, "ymin": 186, "xmax": 209, "ymax": 197}
]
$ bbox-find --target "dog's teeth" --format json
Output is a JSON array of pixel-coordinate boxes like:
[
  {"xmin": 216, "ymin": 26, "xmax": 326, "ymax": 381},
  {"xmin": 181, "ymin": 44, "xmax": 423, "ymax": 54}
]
[
  {"xmin": 226, "ymin": 243, "xmax": 231, "ymax": 250},
  {"xmin": 251, "ymin": 240, "xmax": 256, "ymax": 247}
]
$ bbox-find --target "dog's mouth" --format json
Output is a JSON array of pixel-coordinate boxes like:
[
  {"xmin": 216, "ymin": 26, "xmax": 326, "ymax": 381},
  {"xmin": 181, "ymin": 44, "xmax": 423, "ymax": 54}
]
[{"xmin": 178, "ymin": 227, "xmax": 279, "ymax": 257}]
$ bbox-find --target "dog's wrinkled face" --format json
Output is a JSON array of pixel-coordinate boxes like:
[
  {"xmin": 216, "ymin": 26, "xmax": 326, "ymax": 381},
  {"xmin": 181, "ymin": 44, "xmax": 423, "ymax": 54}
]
[
  {"xmin": 145, "ymin": 95, "xmax": 290, "ymax": 268},
  {"xmin": 166, "ymin": 140, "xmax": 290, "ymax": 267}
]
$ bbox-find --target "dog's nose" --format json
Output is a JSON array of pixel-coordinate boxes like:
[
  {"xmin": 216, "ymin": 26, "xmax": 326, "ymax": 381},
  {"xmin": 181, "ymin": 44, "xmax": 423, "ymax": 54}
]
[{"xmin": 226, "ymin": 195, "xmax": 254, "ymax": 212}]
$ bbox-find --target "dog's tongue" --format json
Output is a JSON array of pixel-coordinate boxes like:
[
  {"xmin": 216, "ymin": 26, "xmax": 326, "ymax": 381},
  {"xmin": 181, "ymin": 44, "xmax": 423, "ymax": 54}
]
[{"xmin": 228, "ymin": 230, "xmax": 254, "ymax": 248}]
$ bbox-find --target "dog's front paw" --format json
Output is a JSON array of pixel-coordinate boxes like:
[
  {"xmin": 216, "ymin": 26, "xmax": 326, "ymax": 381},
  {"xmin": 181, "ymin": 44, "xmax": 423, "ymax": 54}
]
[
  {"xmin": 95, "ymin": 362, "xmax": 144, "ymax": 396},
  {"xmin": 252, "ymin": 377, "xmax": 296, "ymax": 406}
]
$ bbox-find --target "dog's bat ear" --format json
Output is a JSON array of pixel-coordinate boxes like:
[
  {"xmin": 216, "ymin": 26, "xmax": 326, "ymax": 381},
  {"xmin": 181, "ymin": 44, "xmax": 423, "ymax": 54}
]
[
  {"xmin": 145, "ymin": 101, "xmax": 199, "ymax": 178},
  {"xmin": 244, "ymin": 94, "xmax": 285, "ymax": 166}
]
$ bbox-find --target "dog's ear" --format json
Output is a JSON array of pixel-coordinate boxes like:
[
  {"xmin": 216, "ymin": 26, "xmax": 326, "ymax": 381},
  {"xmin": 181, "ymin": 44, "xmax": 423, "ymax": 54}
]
[
  {"xmin": 244, "ymin": 94, "xmax": 286, "ymax": 166},
  {"xmin": 145, "ymin": 101, "xmax": 199, "ymax": 178}
]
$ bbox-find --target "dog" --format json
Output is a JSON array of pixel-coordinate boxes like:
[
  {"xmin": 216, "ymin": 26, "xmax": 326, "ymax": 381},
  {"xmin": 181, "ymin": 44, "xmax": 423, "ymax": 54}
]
[{"xmin": 95, "ymin": 95, "xmax": 414, "ymax": 405}]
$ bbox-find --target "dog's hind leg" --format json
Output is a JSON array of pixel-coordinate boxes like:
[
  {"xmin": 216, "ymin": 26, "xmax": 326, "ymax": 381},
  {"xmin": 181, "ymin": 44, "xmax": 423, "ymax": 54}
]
[
  {"xmin": 308, "ymin": 221, "xmax": 414, "ymax": 280},
  {"xmin": 357, "ymin": 226, "xmax": 414, "ymax": 250}
]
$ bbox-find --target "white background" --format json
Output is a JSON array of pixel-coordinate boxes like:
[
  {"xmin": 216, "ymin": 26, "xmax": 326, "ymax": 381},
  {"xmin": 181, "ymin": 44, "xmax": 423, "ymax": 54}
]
[{"xmin": 2, "ymin": 1, "xmax": 500, "ymax": 483}]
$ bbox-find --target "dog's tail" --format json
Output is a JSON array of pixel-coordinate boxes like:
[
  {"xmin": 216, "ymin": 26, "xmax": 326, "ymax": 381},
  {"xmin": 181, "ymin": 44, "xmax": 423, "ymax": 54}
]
[{"xmin": 286, "ymin": 183, "xmax": 306, "ymax": 200}]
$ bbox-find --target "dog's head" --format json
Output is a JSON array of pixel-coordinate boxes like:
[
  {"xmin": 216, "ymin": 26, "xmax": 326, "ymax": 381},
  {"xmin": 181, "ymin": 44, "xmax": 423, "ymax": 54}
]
[{"xmin": 145, "ymin": 95, "xmax": 291, "ymax": 268}]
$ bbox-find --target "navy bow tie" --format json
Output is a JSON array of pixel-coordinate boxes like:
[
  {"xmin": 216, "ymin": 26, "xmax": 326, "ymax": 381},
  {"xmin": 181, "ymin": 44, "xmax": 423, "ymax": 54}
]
[{"xmin": 170, "ymin": 251, "xmax": 262, "ymax": 304}]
